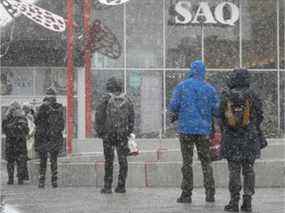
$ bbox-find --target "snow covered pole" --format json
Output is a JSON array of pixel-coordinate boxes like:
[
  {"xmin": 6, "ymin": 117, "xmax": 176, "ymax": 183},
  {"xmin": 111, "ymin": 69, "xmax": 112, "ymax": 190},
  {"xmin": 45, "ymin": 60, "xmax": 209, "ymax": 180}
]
[{"xmin": 66, "ymin": 0, "xmax": 74, "ymax": 154}]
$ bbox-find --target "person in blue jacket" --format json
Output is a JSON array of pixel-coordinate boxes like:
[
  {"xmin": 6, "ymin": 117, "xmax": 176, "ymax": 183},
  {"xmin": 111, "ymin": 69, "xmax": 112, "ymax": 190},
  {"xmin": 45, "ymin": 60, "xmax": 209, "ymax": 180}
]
[{"xmin": 169, "ymin": 60, "xmax": 219, "ymax": 203}]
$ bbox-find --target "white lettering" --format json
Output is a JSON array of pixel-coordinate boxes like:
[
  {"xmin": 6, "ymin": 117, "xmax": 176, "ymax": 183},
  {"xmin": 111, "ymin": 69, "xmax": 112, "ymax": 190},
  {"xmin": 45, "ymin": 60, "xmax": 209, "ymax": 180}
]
[
  {"xmin": 214, "ymin": 2, "xmax": 239, "ymax": 26},
  {"xmin": 192, "ymin": 2, "xmax": 217, "ymax": 24},
  {"xmin": 175, "ymin": 1, "xmax": 192, "ymax": 24},
  {"xmin": 98, "ymin": 0, "xmax": 131, "ymax": 6}
]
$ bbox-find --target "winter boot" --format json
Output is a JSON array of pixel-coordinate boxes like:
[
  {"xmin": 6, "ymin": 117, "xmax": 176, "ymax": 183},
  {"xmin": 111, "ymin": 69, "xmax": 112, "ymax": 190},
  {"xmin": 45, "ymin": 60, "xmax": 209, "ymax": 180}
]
[
  {"xmin": 205, "ymin": 190, "xmax": 215, "ymax": 202},
  {"xmin": 7, "ymin": 178, "xmax": 14, "ymax": 185},
  {"xmin": 38, "ymin": 175, "xmax": 45, "ymax": 188},
  {"xmin": 241, "ymin": 195, "xmax": 252, "ymax": 212},
  {"xmin": 101, "ymin": 182, "xmax": 112, "ymax": 194},
  {"xmin": 177, "ymin": 191, "xmax": 192, "ymax": 203},
  {"xmin": 224, "ymin": 199, "xmax": 239, "ymax": 212},
  {"xmin": 51, "ymin": 176, "xmax": 58, "ymax": 188}
]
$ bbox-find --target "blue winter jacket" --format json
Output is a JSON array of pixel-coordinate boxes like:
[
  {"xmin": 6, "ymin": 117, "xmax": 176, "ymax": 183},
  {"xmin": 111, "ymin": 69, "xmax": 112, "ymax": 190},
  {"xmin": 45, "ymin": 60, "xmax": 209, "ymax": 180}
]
[{"xmin": 168, "ymin": 60, "xmax": 219, "ymax": 135}]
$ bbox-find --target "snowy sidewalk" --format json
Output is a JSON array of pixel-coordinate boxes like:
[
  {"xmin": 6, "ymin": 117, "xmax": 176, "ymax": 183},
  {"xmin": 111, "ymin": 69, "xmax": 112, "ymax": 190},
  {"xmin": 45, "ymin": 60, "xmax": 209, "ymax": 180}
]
[{"xmin": 2, "ymin": 185, "xmax": 285, "ymax": 213}]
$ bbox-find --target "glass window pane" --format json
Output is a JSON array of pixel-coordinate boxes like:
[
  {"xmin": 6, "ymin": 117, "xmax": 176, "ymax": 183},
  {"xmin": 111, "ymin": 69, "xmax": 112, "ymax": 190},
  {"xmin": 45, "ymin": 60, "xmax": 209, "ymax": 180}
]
[
  {"xmin": 242, "ymin": 0, "xmax": 277, "ymax": 69},
  {"xmin": 126, "ymin": 0, "xmax": 163, "ymax": 68},
  {"xmin": 90, "ymin": 6, "xmax": 124, "ymax": 68},
  {"xmin": 204, "ymin": 0, "xmax": 240, "ymax": 68},
  {"xmin": 35, "ymin": 68, "xmax": 70, "ymax": 96},
  {"xmin": 166, "ymin": 1, "xmax": 202, "ymax": 68},
  {"xmin": 127, "ymin": 70, "xmax": 163, "ymax": 138},
  {"xmin": 1, "ymin": 67, "xmax": 33, "ymax": 96}
]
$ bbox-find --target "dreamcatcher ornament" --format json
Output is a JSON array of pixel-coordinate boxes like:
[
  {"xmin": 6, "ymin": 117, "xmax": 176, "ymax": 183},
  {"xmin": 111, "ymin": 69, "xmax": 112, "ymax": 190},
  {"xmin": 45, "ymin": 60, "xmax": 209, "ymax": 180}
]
[{"xmin": 78, "ymin": 19, "xmax": 122, "ymax": 59}]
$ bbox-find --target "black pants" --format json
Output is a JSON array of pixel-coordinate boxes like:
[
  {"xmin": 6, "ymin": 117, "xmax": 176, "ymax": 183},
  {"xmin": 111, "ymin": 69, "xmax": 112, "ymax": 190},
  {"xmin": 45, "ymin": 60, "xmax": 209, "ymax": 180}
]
[
  {"xmin": 179, "ymin": 134, "xmax": 215, "ymax": 196},
  {"xmin": 227, "ymin": 160, "xmax": 255, "ymax": 201},
  {"xmin": 38, "ymin": 151, "xmax": 58, "ymax": 182},
  {"xmin": 6, "ymin": 138, "xmax": 27, "ymax": 181},
  {"xmin": 103, "ymin": 134, "xmax": 129, "ymax": 189}
]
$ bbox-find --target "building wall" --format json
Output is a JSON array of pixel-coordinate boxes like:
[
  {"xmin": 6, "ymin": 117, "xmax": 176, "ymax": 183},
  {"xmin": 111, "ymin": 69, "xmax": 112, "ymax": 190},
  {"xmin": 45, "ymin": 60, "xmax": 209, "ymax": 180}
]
[{"xmin": 1, "ymin": 0, "xmax": 284, "ymax": 139}]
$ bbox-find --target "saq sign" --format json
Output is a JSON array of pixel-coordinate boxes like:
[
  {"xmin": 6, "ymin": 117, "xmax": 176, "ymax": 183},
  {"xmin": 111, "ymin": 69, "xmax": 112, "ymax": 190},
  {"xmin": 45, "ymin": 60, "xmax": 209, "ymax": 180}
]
[{"xmin": 174, "ymin": 1, "xmax": 240, "ymax": 26}]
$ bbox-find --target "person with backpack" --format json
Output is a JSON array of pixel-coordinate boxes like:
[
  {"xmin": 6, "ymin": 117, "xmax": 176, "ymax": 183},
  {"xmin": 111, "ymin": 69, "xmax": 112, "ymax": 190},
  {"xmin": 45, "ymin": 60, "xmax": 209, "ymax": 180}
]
[
  {"xmin": 2, "ymin": 101, "xmax": 29, "ymax": 185},
  {"xmin": 95, "ymin": 77, "xmax": 135, "ymax": 194},
  {"xmin": 34, "ymin": 88, "xmax": 65, "ymax": 188},
  {"xmin": 168, "ymin": 60, "xmax": 219, "ymax": 203},
  {"xmin": 219, "ymin": 69, "xmax": 264, "ymax": 212}
]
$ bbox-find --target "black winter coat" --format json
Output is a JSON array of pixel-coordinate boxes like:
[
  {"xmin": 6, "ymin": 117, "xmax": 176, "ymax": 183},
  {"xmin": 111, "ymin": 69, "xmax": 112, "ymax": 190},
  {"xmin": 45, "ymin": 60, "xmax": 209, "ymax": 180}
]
[
  {"xmin": 219, "ymin": 87, "xmax": 264, "ymax": 163},
  {"xmin": 34, "ymin": 100, "xmax": 65, "ymax": 153},
  {"xmin": 2, "ymin": 112, "xmax": 29, "ymax": 159},
  {"xmin": 95, "ymin": 93, "xmax": 135, "ymax": 139}
]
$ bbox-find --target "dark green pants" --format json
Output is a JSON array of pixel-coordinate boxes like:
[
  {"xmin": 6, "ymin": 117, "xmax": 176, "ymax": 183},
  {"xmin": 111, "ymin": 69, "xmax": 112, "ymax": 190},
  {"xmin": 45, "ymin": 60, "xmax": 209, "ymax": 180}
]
[
  {"xmin": 227, "ymin": 160, "xmax": 255, "ymax": 201},
  {"xmin": 103, "ymin": 134, "xmax": 129, "ymax": 189},
  {"xmin": 179, "ymin": 134, "xmax": 215, "ymax": 196}
]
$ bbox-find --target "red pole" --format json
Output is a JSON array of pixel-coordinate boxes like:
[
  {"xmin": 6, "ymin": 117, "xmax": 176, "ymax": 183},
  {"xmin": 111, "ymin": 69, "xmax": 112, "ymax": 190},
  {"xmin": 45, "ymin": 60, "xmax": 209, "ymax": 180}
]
[
  {"xmin": 66, "ymin": 0, "xmax": 74, "ymax": 154},
  {"xmin": 84, "ymin": 0, "xmax": 93, "ymax": 137}
]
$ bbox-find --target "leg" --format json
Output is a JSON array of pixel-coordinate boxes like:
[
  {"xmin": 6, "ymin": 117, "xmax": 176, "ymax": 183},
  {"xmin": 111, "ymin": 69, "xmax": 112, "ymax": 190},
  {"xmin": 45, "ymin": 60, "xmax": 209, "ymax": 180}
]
[
  {"xmin": 225, "ymin": 160, "xmax": 241, "ymax": 212},
  {"xmin": 101, "ymin": 138, "xmax": 115, "ymax": 193},
  {"xmin": 115, "ymin": 138, "xmax": 129, "ymax": 193},
  {"xmin": 177, "ymin": 134, "xmax": 194, "ymax": 203},
  {"xmin": 38, "ymin": 151, "xmax": 48, "ymax": 188},
  {"xmin": 195, "ymin": 136, "xmax": 215, "ymax": 202},
  {"xmin": 16, "ymin": 152, "xmax": 27, "ymax": 185},
  {"xmin": 6, "ymin": 155, "xmax": 15, "ymax": 185},
  {"xmin": 50, "ymin": 151, "xmax": 59, "ymax": 188},
  {"xmin": 241, "ymin": 161, "xmax": 255, "ymax": 212}
]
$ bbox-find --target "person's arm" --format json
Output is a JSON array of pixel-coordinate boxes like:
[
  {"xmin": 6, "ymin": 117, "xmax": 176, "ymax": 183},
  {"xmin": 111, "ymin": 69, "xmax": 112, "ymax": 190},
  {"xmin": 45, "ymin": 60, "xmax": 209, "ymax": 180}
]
[
  {"xmin": 94, "ymin": 95, "xmax": 109, "ymax": 138},
  {"xmin": 168, "ymin": 85, "xmax": 181, "ymax": 123},
  {"xmin": 128, "ymin": 97, "xmax": 135, "ymax": 135}
]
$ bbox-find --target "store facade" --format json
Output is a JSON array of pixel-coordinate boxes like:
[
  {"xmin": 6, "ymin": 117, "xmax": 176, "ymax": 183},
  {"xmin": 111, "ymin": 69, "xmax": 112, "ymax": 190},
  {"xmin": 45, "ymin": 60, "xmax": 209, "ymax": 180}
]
[{"xmin": 1, "ymin": 0, "xmax": 284, "ymax": 153}]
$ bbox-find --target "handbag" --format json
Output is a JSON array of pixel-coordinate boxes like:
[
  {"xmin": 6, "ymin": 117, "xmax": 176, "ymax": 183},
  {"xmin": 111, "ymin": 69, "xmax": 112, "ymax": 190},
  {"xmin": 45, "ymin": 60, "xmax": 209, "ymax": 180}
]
[
  {"xmin": 209, "ymin": 131, "xmax": 222, "ymax": 161},
  {"xmin": 128, "ymin": 133, "xmax": 139, "ymax": 156}
]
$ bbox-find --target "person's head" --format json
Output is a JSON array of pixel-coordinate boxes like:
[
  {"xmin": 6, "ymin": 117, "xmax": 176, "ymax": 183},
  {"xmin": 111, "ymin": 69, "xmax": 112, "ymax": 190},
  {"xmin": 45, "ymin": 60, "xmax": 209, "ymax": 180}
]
[
  {"xmin": 44, "ymin": 87, "xmax": 57, "ymax": 104},
  {"xmin": 186, "ymin": 60, "xmax": 206, "ymax": 80},
  {"xmin": 227, "ymin": 68, "xmax": 251, "ymax": 89},
  {"xmin": 106, "ymin": 77, "xmax": 123, "ymax": 93},
  {"xmin": 22, "ymin": 102, "xmax": 32, "ymax": 115},
  {"xmin": 6, "ymin": 101, "xmax": 22, "ymax": 117}
]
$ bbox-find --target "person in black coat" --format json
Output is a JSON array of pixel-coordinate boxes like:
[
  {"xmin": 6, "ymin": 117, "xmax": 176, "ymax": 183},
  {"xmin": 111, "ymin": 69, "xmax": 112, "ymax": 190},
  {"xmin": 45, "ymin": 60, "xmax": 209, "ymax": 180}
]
[
  {"xmin": 219, "ymin": 69, "xmax": 264, "ymax": 212},
  {"xmin": 95, "ymin": 77, "xmax": 135, "ymax": 194},
  {"xmin": 2, "ymin": 101, "xmax": 29, "ymax": 185},
  {"xmin": 34, "ymin": 88, "xmax": 65, "ymax": 188}
]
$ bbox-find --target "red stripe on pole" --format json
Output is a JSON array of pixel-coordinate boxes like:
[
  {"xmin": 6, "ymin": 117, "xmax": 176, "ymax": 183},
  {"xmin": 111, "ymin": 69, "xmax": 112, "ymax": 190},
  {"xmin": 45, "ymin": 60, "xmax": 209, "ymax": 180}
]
[
  {"xmin": 66, "ymin": 0, "xmax": 74, "ymax": 154},
  {"xmin": 84, "ymin": 0, "xmax": 93, "ymax": 138}
]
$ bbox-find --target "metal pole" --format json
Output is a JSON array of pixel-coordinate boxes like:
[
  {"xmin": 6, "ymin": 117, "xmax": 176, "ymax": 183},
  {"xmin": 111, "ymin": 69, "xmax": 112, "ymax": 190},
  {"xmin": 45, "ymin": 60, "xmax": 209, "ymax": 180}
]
[{"xmin": 66, "ymin": 0, "xmax": 74, "ymax": 154}]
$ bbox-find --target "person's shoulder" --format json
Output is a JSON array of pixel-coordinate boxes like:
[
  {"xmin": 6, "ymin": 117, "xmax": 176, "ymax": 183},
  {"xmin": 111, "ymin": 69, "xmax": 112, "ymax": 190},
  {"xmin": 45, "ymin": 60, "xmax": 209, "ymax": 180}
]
[{"xmin": 203, "ymin": 81, "xmax": 218, "ymax": 93}]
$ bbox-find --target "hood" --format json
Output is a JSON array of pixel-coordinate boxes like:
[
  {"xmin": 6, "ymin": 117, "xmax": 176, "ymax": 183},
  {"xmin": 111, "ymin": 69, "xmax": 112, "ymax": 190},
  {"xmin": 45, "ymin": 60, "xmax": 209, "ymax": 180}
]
[
  {"xmin": 227, "ymin": 68, "xmax": 250, "ymax": 89},
  {"xmin": 106, "ymin": 77, "xmax": 123, "ymax": 93},
  {"xmin": 5, "ymin": 101, "xmax": 21, "ymax": 117},
  {"xmin": 186, "ymin": 60, "xmax": 206, "ymax": 80}
]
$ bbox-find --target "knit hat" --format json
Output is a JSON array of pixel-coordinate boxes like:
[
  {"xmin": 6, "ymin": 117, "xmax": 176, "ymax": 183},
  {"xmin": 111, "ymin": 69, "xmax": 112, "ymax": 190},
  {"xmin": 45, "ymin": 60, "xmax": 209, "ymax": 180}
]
[{"xmin": 46, "ymin": 87, "xmax": 57, "ymax": 96}]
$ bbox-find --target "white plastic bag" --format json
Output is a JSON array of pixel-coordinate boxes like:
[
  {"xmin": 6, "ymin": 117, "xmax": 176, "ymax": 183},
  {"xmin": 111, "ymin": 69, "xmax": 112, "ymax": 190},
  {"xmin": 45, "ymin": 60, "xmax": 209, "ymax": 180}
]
[{"xmin": 128, "ymin": 133, "xmax": 139, "ymax": 156}]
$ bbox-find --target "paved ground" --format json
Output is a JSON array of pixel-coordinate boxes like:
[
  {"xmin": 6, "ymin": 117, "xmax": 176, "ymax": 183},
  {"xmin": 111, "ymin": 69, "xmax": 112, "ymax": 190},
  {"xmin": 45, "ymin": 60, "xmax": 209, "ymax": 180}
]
[{"xmin": 1, "ymin": 184, "xmax": 285, "ymax": 213}]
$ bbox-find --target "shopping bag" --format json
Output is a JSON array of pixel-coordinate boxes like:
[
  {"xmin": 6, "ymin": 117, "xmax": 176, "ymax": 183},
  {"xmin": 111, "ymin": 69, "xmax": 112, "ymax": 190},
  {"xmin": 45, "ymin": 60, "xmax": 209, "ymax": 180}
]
[
  {"xmin": 209, "ymin": 131, "xmax": 222, "ymax": 161},
  {"xmin": 128, "ymin": 133, "xmax": 139, "ymax": 156}
]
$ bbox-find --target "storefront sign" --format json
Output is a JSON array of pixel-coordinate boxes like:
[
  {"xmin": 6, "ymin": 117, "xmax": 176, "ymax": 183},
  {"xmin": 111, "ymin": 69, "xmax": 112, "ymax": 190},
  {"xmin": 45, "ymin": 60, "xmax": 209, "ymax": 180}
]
[
  {"xmin": 98, "ymin": 0, "xmax": 131, "ymax": 5},
  {"xmin": 174, "ymin": 1, "xmax": 240, "ymax": 26}
]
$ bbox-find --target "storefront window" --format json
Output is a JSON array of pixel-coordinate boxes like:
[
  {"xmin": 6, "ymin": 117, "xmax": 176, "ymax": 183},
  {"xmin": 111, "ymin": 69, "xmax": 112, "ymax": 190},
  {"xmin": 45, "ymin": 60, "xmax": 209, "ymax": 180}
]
[
  {"xmin": 1, "ymin": 67, "xmax": 33, "ymax": 96},
  {"xmin": 126, "ymin": 0, "xmax": 163, "ymax": 68},
  {"xmin": 127, "ymin": 70, "xmax": 163, "ymax": 138},
  {"xmin": 242, "ymin": 0, "xmax": 277, "ymax": 69},
  {"xmin": 166, "ymin": 0, "xmax": 202, "ymax": 68},
  {"xmin": 35, "ymin": 67, "xmax": 69, "ymax": 96},
  {"xmin": 204, "ymin": 0, "xmax": 240, "ymax": 68}
]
